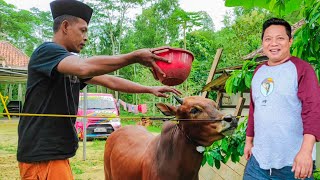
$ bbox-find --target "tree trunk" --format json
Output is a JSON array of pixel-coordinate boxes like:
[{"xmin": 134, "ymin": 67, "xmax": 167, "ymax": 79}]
[{"xmin": 183, "ymin": 22, "xmax": 187, "ymax": 50}]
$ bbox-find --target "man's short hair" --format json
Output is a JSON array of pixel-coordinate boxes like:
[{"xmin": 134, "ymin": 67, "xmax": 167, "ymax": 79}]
[
  {"xmin": 53, "ymin": 15, "xmax": 79, "ymax": 33},
  {"xmin": 262, "ymin": 18, "xmax": 292, "ymax": 40}
]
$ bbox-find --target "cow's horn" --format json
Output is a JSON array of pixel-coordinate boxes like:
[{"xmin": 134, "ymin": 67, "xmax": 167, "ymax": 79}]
[{"xmin": 173, "ymin": 94, "xmax": 183, "ymax": 104}]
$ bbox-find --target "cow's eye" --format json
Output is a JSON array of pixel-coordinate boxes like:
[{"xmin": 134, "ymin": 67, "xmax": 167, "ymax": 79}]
[{"xmin": 190, "ymin": 107, "xmax": 201, "ymax": 114}]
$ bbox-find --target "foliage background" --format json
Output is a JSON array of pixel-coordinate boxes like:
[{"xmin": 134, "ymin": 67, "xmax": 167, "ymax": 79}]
[
  {"xmin": 0, "ymin": 0, "xmax": 271, "ymax": 104},
  {"xmin": 0, "ymin": 0, "xmax": 319, "ymax": 175}
]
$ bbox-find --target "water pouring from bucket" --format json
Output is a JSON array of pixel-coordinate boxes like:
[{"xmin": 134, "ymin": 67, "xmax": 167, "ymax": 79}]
[{"xmin": 151, "ymin": 47, "xmax": 194, "ymax": 86}]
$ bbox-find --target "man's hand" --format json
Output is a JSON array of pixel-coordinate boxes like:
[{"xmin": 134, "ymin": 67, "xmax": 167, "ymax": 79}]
[
  {"xmin": 149, "ymin": 86, "xmax": 182, "ymax": 98},
  {"xmin": 291, "ymin": 150, "xmax": 313, "ymax": 179},
  {"xmin": 291, "ymin": 134, "xmax": 315, "ymax": 180},
  {"xmin": 244, "ymin": 136, "xmax": 253, "ymax": 160},
  {"xmin": 132, "ymin": 46, "xmax": 171, "ymax": 78}
]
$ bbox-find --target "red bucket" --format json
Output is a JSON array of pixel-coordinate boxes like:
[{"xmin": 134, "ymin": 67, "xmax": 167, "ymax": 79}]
[{"xmin": 152, "ymin": 47, "xmax": 194, "ymax": 86}]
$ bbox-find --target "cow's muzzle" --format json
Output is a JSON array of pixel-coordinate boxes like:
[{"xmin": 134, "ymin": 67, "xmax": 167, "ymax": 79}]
[{"xmin": 221, "ymin": 114, "xmax": 238, "ymax": 136}]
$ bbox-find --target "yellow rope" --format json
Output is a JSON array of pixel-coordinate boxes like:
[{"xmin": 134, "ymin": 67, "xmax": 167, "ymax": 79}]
[
  {"xmin": 0, "ymin": 112, "xmax": 152, "ymax": 119},
  {"xmin": 0, "ymin": 92, "xmax": 10, "ymax": 120},
  {"xmin": 0, "ymin": 112, "xmax": 247, "ymax": 121}
]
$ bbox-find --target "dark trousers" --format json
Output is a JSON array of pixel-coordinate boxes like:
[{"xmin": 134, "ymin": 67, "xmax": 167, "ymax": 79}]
[{"xmin": 243, "ymin": 155, "xmax": 316, "ymax": 180}]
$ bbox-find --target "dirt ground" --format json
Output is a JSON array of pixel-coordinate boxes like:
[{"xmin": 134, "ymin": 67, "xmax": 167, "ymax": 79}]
[
  {"xmin": 0, "ymin": 119, "xmax": 20, "ymax": 180},
  {"xmin": 0, "ymin": 118, "xmax": 106, "ymax": 180}
]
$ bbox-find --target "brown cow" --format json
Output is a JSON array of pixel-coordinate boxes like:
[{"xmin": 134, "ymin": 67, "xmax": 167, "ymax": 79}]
[{"xmin": 104, "ymin": 96, "xmax": 238, "ymax": 180}]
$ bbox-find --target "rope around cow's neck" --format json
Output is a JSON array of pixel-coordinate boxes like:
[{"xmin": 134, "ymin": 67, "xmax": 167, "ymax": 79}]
[{"xmin": 176, "ymin": 123, "xmax": 206, "ymax": 153}]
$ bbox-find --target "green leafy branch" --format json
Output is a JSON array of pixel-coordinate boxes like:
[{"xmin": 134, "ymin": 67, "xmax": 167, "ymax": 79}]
[
  {"xmin": 202, "ymin": 117, "xmax": 248, "ymax": 169},
  {"xmin": 225, "ymin": 60, "xmax": 258, "ymax": 95},
  {"xmin": 201, "ymin": 59, "xmax": 257, "ymax": 169},
  {"xmin": 314, "ymin": 169, "xmax": 320, "ymax": 180},
  {"xmin": 291, "ymin": 0, "xmax": 320, "ymax": 81}
]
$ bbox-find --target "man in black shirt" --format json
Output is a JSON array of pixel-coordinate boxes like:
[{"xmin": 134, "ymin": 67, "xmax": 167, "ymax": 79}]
[{"xmin": 17, "ymin": 0, "xmax": 181, "ymax": 179}]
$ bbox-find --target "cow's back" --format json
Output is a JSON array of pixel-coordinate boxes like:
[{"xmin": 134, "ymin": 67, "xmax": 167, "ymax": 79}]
[{"xmin": 104, "ymin": 125, "xmax": 155, "ymax": 180}]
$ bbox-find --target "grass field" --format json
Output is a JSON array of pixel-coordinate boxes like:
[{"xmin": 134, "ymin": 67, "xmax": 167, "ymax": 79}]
[
  {"xmin": 1, "ymin": 118, "xmax": 319, "ymax": 180},
  {"xmin": 0, "ymin": 118, "xmax": 161, "ymax": 180}
]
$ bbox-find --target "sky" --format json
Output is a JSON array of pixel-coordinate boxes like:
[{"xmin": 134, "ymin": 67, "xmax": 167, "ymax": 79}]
[{"xmin": 3, "ymin": 0, "xmax": 233, "ymax": 30}]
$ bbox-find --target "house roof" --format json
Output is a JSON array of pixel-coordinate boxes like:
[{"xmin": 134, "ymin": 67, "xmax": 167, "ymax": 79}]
[
  {"xmin": 0, "ymin": 41, "xmax": 29, "ymax": 69},
  {"xmin": 0, "ymin": 41, "xmax": 28, "ymax": 83},
  {"xmin": 0, "ymin": 67, "xmax": 27, "ymax": 83},
  {"xmin": 242, "ymin": 19, "xmax": 305, "ymax": 60}
]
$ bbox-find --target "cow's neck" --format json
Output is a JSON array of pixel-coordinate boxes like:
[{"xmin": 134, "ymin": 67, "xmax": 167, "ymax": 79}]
[{"xmin": 155, "ymin": 122, "xmax": 203, "ymax": 179}]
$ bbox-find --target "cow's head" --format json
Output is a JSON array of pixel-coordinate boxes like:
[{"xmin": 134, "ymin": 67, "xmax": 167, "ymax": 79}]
[{"xmin": 156, "ymin": 96, "xmax": 238, "ymax": 147}]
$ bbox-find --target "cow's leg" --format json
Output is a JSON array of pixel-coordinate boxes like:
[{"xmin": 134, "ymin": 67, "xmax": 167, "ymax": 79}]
[{"xmin": 104, "ymin": 140, "xmax": 112, "ymax": 180}]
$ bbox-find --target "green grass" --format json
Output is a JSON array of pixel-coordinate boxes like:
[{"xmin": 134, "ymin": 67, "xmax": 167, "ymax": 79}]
[
  {"xmin": 91, "ymin": 139, "xmax": 106, "ymax": 150},
  {"xmin": 121, "ymin": 119, "xmax": 162, "ymax": 133},
  {"xmin": 0, "ymin": 104, "xmax": 3, "ymax": 118},
  {"xmin": 69, "ymin": 140, "xmax": 105, "ymax": 179},
  {"xmin": 71, "ymin": 163, "xmax": 84, "ymax": 175},
  {"xmin": 68, "ymin": 118, "xmax": 162, "ymax": 179},
  {"xmin": 0, "ymin": 144, "xmax": 17, "ymax": 153},
  {"xmin": 0, "ymin": 115, "xmax": 160, "ymax": 179},
  {"xmin": 119, "ymin": 109, "xmax": 163, "ymax": 133},
  {"xmin": 146, "ymin": 125, "xmax": 161, "ymax": 133},
  {"xmin": 314, "ymin": 168, "xmax": 320, "ymax": 180},
  {"xmin": 70, "ymin": 159, "xmax": 99, "ymax": 175},
  {"xmin": 121, "ymin": 119, "xmax": 136, "ymax": 126}
]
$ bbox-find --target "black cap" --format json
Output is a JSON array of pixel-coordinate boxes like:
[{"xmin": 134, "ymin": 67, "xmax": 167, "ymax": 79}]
[{"xmin": 50, "ymin": 0, "xmax": 93, "ymax": 24}]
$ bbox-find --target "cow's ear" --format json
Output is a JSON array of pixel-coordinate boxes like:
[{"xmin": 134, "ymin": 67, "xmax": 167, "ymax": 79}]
[{"xmin": 156, "ymin": 103, "xmax": 177, "ymax": 116}]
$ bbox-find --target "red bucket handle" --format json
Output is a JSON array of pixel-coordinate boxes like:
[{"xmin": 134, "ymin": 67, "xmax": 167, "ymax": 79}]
[{"xmin": 151, "ymin": 46, "xmax": 194, "ymax": 60}]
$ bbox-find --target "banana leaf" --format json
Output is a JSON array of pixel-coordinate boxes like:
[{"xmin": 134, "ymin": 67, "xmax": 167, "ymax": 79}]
[{"xmin": 225, "ymin": 0, "xmax": 312, "ymax": 17}]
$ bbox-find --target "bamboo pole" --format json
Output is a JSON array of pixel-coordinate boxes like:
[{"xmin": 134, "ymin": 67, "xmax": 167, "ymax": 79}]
[{"xmin": 202, "ymin": 48, "xmax": 223, "ymax": 98}]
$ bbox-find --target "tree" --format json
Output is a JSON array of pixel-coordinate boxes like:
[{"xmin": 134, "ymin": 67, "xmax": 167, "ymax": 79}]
[
  {"xmin": 83, "ymin": 0, "xmax": 146, "ymax": 99},
  {"xmin": 226, "ymin": 0, "xmax": 320, "ymax": 80},
  {"xmin": 85, "ymin": 0, "xmax": 144, "ymax": 56},
  {"xmin": 170, "ymin": 8, "xmax": 204, "ymax": 49},
  {"xmin": 0, "ymin": 0, "xmax": 50, "ymax": 56},
  {"xmin": 216, "ymin": 7, "xmax": 270, "ymax": 68},
  {"xmin": 291, "ymin": 0, "xmax": 320, "ymax": 80},
  {"xmin": 30, "ymin": 8, "xmax": 53, "ymax": 43},
  {"xmin": 225, "ymin": 0, "xmax": 306, "ymax": 17},
  {"xmin": 173, "ymin": 30, "xmax": 217, "ymax": 95},
  {"xmin": 133, "ymin": 0, "xmax": 180, "ymax": 48}
]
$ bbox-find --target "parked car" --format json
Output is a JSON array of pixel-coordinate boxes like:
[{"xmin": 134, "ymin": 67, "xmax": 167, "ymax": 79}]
[
  {"xmin": 2, "ymin": 100, "xmax": 22, "ymax": 117},
  {"xmin": 75, "ymin": 93, "xmax": 121, "ymax": 140}
]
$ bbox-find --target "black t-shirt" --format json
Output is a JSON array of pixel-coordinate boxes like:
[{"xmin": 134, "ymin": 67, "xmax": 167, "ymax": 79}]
[{"xmin": 17, "ymin": 42, "xmax": 88, "ymax": 162}]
